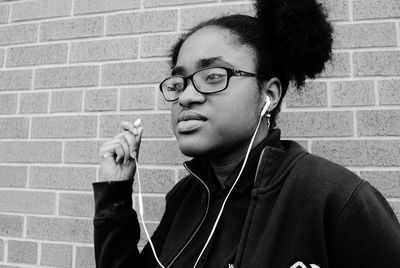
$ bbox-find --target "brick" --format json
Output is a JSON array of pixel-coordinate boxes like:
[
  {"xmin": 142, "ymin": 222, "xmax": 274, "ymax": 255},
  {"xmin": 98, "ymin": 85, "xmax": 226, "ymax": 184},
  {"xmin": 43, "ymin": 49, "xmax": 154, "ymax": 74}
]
[
  {"xmin": 333, "ymin": 22, "xmax": 397, "ymax": 49},
  {"xmin": 0, "ymin": 24, "xmax": 38, "ymax": 45},
  {"xmin": 0, "ymin": 94, "xmax": 17, "ymax": 114},
  {"xmin": 361, "ymin": 171, "xmax": 400, "ymax": 198},
  {"xmin": 278, "ymin": 111, "xmax": 353, "ymax": 137},
  {"xmin": 0, "ymin": 166, "xmax": 27, "ymax": 187},
  {"xmin": 357, "ymin": 110, "xmax": 400, "ymax": 136},
  {"xmin": 178, "ymin": 168, "xmax": 189, "ymax": 181},
  {"xmin": 84, "ymin": 88, "xmax": 117, "ymax": 111},
  {"xmin": 0, "ymin": 141, "xmax": 62, "ymax": 163},
  {"xmin": 70, "ymin": 38, "xmax": 138, "ymax": 63},
  {"xmin": 41, "ymin": 243, "xmax": 72, "ymax": 268},
  {"xmin": 75, "ymin": 246, "xmax": 95, "ymax": 268},
  {"xmin": 133, "ymin": 168, "xmax": 175, "ymax": 193},
  {"xmin": 40, "ymin": 17, "xmax": 103, "ymax": 41},
  {"xmin": 353, "ymin": 51, "xmax": 400, "ymax": 77},
  {"xmin": 74, "ymin": 0, "xmax": 140, "ymax": 15},
  {"xmin": 140, "ymin": 140, "xmax": 187, "ymax": 164},
  {"xmin": 135, "ymin": 195, "xmax": 165, "ymax": 222},
  {"xmin": 181, "ymin": 4, "xmax": 254, "ymax": 30},
  {"xmin": 320, "ymin": 52, "xmax": 350, "ymax": 78},
  {"xmin": 99, "ymin": 113, "xmax": 173, "ymax": 138},
  {"xmin": 285, "ymin": 82, "xmax": 327, "ymax": 107},
  {"xmin": 318, "ymin": 0, "xmax": 349, "ymax": 21},
  {"xmin": 0, "ymin": 215, "xmax": 23, "ymax": 237},
  {"xmin": 331, "ymin": 80, "xmax": 375, "ymax": 106},
  {"xmin": 20, "ymin": 92, "xmax": 49, "ymax": 113},
  {"xmin": 389, "ymin": 201, "xmax": 400, "ymax": 221},
  {"xmin": 106, "ymin": 10, "xmax": 177, "ymax": 36},
  {"xmin": 120, "ymin": 87, "xmax": 156, "ymax": 110},
  {"xmin": 157, "ymin": 90, "xmax": 172, "ymax": 110},
  {"xmin": 291, "ymin": 140, "xmax": 310, "ymax": 151},
  {"xmin": 312, "ymin": 140, "xmax": 400, "ymax": 167},
  {"xmin": 138, "ymin": 222, "xmax": 157, "ymax": 247},
  {"xmin": 7, "ymin": 43, "xmax": 67, "ymax": 67},
  {"xmin": 145, "ymin": 0, "xmax": 214, "ymax": 8},
  {"xmin": 64, "ymin": 140, "xmax": 102, "ymax": 164},
  {"xmin": 0, "ymin": 5, "xmax": 9, "ymax": 24},
  {"xmin": 12, "ymin": 0, "xmax": 70, "ymax": 22},
  {"xmin": 102, "ymin": 61, "xmax": 169, "ymax": 86},
  {"xmin": 31, "ymin": 115, "xmax": 97, "ymax": 138},
  {"xmin": 353, "ymin": 0, "xmax": 400, "ymax": 19},
  {"xmin": 29, "ymin": 166, "xmax": 96, "ymax": 190},
  {"xmin": 8, "ymin": 240, "xmax": 37, "ymax": 264},
  {"xmin": 51, "ymin": 90, "xmax": 82, "ymax": 112},
  {"xmin": 0, "ymin": 48, "xmax": 4, "ymax": 67},
  {"xmin": 35, "ymin": 65, "xmax": 99, "ymax": 89},
  {"xmin": 379, "ymin": 79, "xmax": 400, "ymax": 105},
  {"xmin": 0, "ymin": 117, "xmax": 29, "ymax": 138},
  {"xmin": 0, "ymin": 190, "xmax": 55, "ymax": 214},
  {"xmin": 0, "ymin": 239, "xmax": 3, "ymax": 261},
  {"xmin": 59, "ymin": 193, "xmax": 94, "ymax": 217},
  {"xmin": 26, "ymin": 216, "xmax": 92, "ymax": 242},
  {"xmin": 141, "ymin": 33, "xmax": 180, "ymax": 58},
  {"xmin": 0, "ymin": 70, "xmax": 32, "ymax": 91}
]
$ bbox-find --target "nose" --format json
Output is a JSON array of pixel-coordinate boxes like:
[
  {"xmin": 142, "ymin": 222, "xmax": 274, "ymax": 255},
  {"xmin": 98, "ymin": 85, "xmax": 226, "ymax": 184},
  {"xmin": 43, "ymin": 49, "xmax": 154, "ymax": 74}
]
[{"xmin": 178, "ymin": 79, "xmax": 206, "ymax": 107}]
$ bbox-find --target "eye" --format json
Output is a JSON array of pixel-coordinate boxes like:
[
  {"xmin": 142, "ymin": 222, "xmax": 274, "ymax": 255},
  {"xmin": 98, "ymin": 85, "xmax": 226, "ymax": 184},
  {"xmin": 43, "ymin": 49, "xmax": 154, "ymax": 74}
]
[
  {"xmin": 167, "ymin": 82, "xmax": 183, "ymax": 92},
  {"xmin": 205, "ymin": 73, "xmax": 226, "ymax": 83}
]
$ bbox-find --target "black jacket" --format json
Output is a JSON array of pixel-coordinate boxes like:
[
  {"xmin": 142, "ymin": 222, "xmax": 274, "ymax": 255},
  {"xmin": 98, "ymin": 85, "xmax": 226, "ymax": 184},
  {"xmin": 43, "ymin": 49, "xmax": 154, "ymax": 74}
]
[{"xmin": 93, "ymin": 131, "xmax": 400, "ymax": 267}]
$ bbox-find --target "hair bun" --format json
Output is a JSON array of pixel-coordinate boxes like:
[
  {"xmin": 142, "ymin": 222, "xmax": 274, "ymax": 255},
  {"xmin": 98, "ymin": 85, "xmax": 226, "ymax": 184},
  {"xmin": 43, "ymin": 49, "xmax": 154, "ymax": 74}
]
[{"xmin": 255, "ymin": 0, "xmax": 333, "ymax": 87}]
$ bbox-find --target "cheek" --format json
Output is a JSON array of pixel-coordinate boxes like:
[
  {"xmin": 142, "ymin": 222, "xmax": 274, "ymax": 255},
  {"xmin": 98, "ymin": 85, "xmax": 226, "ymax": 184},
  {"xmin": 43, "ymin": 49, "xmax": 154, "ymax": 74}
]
[{"xmin": 170, "ymin": 104, "xmax": 179, "ymax": 133}]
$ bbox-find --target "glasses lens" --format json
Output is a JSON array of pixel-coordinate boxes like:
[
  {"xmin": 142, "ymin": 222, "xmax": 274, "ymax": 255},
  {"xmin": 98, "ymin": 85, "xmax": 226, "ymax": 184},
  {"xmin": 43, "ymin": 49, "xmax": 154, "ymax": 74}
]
[
  {"xmin": 161, "ymin": 77, "xmax": 184, "ymax": 101},
  {"xmin": 194, "ymin": 67, "xmax": 228, "ymax": 93}
]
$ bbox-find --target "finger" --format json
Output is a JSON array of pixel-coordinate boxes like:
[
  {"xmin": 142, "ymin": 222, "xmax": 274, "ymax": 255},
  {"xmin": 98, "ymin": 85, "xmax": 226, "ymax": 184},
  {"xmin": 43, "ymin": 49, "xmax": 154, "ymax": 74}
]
[
  {"xmin": 100, "ymin": 142, "xmax": 119, "ymax": 159},
  {"xmin": 115, "ymin": 143, "xmax": 124, "ymax": 164},
  {"xmin": 136, "ymin": 127, "xmax": 144, "ymax": 143},
  {"xmin": 118, "ymin": 139, "xmax": 130, "ymax": 165},
  {"xmin": 120, "ymin": 132, "xmax": 138, "ymax": 159},
  {"xmin": 121, "ymin": 121, "xmax": 138, "ymax": 135}
]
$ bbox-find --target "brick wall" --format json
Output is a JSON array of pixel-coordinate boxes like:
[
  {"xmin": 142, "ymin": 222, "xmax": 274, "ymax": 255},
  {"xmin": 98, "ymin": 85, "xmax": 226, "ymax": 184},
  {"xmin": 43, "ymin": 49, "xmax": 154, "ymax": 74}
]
[{"xmin": 0, "ymin": 0, "xmax": 399, "ymax": 266}]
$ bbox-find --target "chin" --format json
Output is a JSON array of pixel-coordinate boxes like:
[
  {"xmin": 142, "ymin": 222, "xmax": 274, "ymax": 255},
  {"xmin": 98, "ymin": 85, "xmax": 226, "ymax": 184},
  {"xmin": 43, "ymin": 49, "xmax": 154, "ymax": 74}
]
[{"xmin": 176, "ymin": 136, "xmax": 210, "ymax": 157}]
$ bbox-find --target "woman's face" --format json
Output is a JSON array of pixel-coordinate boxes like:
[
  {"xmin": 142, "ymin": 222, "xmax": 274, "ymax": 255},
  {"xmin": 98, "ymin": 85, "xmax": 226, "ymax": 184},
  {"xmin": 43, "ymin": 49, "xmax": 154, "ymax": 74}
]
[{"xmin": 170, "ymin": 26, "xmax": 264, "ymax": 158}]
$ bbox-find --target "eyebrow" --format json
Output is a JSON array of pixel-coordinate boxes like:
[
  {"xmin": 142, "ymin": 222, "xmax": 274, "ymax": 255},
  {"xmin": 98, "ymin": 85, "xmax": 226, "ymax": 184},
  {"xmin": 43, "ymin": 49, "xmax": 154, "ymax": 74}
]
[{"xmin": 171, "ymin": 56, "xmax": 235, "ymax": 76}]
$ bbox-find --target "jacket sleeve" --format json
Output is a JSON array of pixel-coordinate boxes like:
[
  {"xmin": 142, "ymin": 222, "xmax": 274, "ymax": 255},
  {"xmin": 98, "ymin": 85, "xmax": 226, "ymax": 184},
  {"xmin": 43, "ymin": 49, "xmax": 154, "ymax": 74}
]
[
  {"xmin": 328, "ymin": 181, "xmax": 400, "ymax": 267},
  {"xmin": 93, "ymin": 179, "xmax": 142, "ymax": 267}
]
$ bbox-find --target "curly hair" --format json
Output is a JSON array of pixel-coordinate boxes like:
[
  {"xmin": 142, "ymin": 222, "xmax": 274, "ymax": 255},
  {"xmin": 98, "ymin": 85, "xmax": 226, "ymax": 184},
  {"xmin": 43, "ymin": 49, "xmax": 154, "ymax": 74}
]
[{"xmin": 169, "ymin": 0, "xmax": 333, "ymax": 127}]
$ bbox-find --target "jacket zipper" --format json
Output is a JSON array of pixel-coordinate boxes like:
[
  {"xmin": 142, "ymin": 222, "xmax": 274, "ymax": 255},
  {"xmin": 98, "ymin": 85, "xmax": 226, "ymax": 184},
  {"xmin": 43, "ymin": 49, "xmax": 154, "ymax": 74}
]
[
  {"xmin": 166, "ymin": 163, "xmax": 211, "ymax": 268},
  {"xmin": 253, "ymin": 148, "xmax": 267, "ymax": 186},
  {"xmin": 166, "ymin": 149, "xmax": 266, "ymax": 267}
]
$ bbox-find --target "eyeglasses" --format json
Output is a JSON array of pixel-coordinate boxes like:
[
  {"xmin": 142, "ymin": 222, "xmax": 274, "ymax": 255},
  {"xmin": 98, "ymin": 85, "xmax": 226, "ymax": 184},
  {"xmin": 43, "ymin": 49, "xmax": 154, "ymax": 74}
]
[{"xmin": 159, "ymin": 66, "xmax": 266, "ymax": 102}]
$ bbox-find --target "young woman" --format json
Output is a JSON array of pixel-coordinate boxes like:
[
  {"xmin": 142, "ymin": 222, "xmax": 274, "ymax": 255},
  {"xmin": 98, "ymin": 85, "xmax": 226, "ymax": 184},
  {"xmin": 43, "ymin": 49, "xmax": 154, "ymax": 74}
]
[{"xmin": 93, "ymin": 0, "xmax": 400, "ymax": 267}]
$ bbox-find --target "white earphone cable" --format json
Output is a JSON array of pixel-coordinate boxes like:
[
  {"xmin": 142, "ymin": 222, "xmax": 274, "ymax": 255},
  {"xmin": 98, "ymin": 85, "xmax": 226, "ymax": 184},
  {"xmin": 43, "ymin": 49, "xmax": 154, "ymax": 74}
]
[
  {"xmin": 192, "ymin": 114, "xmax": 263, "ymax": 267},
  {"xmin": 134, "ymin": 103, "xmax": 267, "ymax": 268},
  {"xmin": 134, "ymin": 157, "xmax": 166, "ymax": 268}
]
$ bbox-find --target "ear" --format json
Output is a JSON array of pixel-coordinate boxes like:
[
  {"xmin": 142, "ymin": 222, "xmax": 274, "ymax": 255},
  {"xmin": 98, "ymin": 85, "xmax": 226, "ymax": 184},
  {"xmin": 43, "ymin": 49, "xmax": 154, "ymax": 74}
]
[{"xmin": 260, "ymin": 77, "xmax": 282, "ymax": 112}]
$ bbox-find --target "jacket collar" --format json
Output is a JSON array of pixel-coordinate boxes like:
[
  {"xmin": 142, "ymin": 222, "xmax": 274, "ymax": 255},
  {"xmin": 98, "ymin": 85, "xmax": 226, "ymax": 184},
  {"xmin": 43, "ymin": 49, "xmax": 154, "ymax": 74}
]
[{"xmin": 184, "ymin": 128, "xmax": 287, "ymax": 194}]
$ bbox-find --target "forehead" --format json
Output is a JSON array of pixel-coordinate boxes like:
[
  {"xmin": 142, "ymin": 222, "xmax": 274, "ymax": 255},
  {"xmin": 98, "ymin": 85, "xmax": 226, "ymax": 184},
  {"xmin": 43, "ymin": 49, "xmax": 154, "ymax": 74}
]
[{"xmin": 175, "ymin": 26, "xmax": 256, "ymax": 74}]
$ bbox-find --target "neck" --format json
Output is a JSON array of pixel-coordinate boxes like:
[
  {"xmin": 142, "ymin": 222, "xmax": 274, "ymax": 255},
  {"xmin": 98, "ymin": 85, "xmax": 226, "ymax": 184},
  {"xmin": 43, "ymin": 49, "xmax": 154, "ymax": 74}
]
[{"xmin": 209, "ymin": 123, "xmax": 269, "ymax": 186}]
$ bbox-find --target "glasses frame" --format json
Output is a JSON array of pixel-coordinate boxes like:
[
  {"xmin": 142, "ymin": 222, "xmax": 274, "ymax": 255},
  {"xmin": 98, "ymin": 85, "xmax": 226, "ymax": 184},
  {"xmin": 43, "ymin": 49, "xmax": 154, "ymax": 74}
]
[{"xmin": 159, "ymin": 66, "xmax": 267, "ymax": 102}]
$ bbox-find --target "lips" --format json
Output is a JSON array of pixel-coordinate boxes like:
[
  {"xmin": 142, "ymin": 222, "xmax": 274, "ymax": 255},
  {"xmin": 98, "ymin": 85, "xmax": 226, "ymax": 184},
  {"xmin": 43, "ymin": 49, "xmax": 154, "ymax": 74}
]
[
  {"xmin": 177, "ymin": 111, "xmax": 207, "ymax": 123},
  {"xmin": 176, "ymin": 111, "xmax": 207, "ymax": 133}
]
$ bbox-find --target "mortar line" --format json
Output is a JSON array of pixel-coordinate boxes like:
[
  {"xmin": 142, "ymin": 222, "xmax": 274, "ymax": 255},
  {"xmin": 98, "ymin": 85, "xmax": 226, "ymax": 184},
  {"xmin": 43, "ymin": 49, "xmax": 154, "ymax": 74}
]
[{"xmin": 348, "ymin": 0, "xmax": 353, "ymax": 21}]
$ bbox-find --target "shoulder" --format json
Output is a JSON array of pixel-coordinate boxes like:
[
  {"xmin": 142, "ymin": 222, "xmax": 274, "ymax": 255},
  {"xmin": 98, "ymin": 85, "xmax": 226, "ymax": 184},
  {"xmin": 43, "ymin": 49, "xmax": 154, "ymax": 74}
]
[{"xmin": 291, "ymin": 152, "xmax": 363, "ymax": 195}]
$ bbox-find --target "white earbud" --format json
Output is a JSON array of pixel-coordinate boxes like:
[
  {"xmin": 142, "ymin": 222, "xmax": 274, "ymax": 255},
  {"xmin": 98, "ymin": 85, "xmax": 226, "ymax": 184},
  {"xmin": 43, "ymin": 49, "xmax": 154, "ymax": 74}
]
[{"xmin": 260, "ymin": 95, "xmax": 271, "ymax": 117}]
